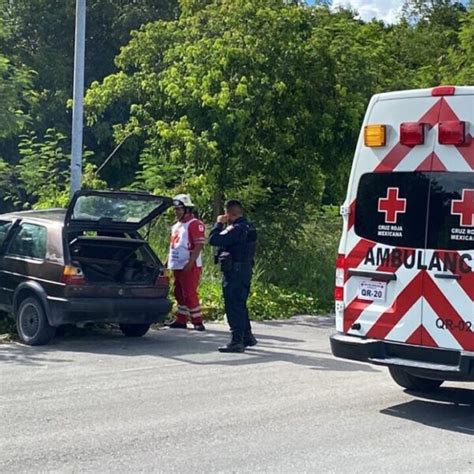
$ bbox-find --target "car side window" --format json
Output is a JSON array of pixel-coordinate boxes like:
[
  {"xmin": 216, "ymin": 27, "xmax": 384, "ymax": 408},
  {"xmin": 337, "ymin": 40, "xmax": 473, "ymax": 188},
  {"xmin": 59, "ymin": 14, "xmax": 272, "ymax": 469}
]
[
  {"xmin": 7, "ymin": 223, "xmax": 47, "ymax": 260},
  {"xmin": 0, "ymin": 220, "xmax": 12, "ymax": 249}
]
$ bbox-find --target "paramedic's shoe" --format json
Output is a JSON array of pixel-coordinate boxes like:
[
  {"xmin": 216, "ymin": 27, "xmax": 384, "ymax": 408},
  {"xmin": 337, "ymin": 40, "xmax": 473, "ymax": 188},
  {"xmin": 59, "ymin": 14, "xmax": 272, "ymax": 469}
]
[
  {"xmin": 193, "ymin": 323, "xmax": 206, "ymax": 332},
  {"xmin": 167, "ymin": 321, "xmax": 187, "ymax": 329},
  {"xmin": 218, "ymin": 340, "xmax": 245, "ymax": 353},
  {"xmin": 244, "ymin": 333, "xmax": 258, "ymax": 347}
]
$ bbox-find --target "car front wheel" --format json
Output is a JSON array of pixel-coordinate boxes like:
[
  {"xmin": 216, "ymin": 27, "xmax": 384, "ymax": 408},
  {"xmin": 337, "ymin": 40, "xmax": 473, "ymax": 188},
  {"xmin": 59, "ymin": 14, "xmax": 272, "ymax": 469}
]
[
  {"xmin": 388, "ymin": 366, "xmax": 443, "ymax": 392},
  {"xmin": 16, "ymin": 296, "xmax": 56, "ymax": 346},
  {"xmin": 119, "ymin": 323, "xmax": 150, "ymax": 337}
]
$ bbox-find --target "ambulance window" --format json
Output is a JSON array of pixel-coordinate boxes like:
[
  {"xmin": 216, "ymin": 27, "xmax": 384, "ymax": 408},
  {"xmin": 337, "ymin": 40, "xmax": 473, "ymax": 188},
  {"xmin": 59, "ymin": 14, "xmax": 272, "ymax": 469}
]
[
  {"xmin": 354, "ymin": 172, "xmax": 430, "ymax": 248},
  {"xmin": 426, "ymin": 172, "xmax": 474, "ymax": 251}
]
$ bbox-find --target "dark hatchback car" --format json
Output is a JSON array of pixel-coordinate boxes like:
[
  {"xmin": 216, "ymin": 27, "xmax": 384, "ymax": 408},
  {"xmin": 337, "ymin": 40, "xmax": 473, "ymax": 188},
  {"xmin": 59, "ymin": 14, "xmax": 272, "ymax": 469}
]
[{"xmin": 0, "ymin": 190, "xmax": 174, "ymax": 345}]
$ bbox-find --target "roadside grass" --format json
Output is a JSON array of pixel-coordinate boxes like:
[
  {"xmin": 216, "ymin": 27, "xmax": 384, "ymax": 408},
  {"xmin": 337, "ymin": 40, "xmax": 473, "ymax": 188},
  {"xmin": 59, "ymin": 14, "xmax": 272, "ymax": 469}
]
[{"xmin": 197, "ymin": 264, "xmax": 321, "ymax": 321}]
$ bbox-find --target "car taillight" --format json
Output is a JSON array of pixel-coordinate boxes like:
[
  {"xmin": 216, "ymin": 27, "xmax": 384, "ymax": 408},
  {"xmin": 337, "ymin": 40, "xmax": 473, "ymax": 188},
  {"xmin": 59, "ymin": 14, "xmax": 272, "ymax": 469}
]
[
  {"xmin": 334, "ymin": 254, "xmax": 345, "ymax": 301},
  {"xmin": 400, "ymin": 122, "xmax": 425, "ymax": 146},
  {"xmin": 439, "ymin": 121, "xmax": 465, "ymax": 145},
  {"xmin": 155, "ymin": 270, "xmax": 169, "ymax": 287},
  {"xmin": 61, "ymin": 265, "xmax": 86, "ymax": 285}
]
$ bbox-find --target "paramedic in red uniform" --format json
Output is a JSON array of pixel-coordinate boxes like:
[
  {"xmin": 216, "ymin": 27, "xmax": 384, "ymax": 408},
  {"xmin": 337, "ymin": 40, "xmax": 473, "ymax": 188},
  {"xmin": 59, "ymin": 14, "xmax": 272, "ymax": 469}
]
[{"xmin": 167, "ymin": 194, "xmax": 206, "ymax": 331}]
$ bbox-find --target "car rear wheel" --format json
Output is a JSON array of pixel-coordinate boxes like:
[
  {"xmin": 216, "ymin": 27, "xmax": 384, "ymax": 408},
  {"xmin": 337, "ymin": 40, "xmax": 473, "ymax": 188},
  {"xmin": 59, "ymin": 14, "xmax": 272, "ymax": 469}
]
[
  {"xmin": 119, "ymin": 323, "xmax": 150, "ymax": 337},
  {"xmin": 16, "ymin": 297, "xmax": 56, "ymax": 346},
  {"xmin": 388, "ymin": 366, "xmax": 443, "ymax": 392}
]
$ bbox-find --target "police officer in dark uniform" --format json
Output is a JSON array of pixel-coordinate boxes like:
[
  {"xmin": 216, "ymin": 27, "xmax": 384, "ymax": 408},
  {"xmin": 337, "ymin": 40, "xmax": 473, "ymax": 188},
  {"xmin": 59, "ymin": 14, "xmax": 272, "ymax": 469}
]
[{"xmin": 209, "ymin": 200, "xmax": 257, "ymax": 353}]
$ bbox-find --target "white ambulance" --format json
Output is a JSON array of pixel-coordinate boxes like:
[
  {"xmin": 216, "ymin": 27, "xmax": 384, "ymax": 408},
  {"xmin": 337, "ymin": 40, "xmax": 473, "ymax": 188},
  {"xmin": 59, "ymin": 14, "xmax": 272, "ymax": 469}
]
[{"xmin": 330, "ymin": 86, "xmax": 474, "ymax": 392}]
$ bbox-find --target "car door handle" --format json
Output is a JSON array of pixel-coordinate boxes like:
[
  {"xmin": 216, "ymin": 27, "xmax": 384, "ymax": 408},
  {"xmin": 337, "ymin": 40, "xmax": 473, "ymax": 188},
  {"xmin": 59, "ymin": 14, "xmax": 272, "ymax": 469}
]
[
  {"xmin": 434, "ymin": 273, "xmax": 461, "ymax": 280},
  {"xmin": 348, "ymin": 268, "xmax": 397, "ymax": 282}
]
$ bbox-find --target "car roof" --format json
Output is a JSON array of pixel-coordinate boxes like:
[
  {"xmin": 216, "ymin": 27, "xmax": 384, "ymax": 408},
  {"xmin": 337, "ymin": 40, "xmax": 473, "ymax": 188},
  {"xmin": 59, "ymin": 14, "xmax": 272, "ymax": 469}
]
[{"xmin": 0, "ymin": 208, "xmax": 66, "ymax": 225}]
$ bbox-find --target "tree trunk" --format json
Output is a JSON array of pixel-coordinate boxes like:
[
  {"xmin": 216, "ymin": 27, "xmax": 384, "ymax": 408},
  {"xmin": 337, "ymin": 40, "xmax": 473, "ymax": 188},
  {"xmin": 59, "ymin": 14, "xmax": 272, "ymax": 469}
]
[{"xmin": 212, "ymin": 192, "xmax": 222, "ymax": 221}]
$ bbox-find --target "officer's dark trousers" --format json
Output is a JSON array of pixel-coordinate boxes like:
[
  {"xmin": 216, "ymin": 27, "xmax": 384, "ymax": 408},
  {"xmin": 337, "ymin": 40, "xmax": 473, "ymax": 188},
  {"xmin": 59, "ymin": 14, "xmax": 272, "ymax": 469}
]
[{"xmin": 222, "ymin": 263, "xmax": 252, "ymax": 340}]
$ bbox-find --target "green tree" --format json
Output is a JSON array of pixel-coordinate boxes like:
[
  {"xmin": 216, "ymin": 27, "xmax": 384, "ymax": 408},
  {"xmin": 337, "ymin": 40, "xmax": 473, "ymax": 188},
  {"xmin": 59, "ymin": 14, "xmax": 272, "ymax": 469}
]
[
  {"xmin": 445, "ymin": 2, "xmax": 474, "ymax": 83},
  {"xmin": 5, "ymin": 0, "xmax": 178, "ymax": 132},
  {"xmin": 312, "ymin": 10, "xmax": 407, "ymax": 203},
  {"xmin": 88, "ymin": 2, "xmax": 360, "ymax": 257},
  {"xmin": 0, "ymin": 129, "xmax": 106, "ymax": 210},
  {"xmin": 402, "ymin": 0, "xmax": 467, "ymax": 23},
  {"xmin": 0, "ymin": 0, "xmax": 32, "ymax": 140},
  {"xmin": 85, "ymin": 0, "xmax": 422, "ymax": 262},
  {"xmin": 3, "ymin": 0, "xmax": 179, "ymax": 190},
  {"xmin": 390, "ymin": 0, "xmax": 467, "ymax": 87}
]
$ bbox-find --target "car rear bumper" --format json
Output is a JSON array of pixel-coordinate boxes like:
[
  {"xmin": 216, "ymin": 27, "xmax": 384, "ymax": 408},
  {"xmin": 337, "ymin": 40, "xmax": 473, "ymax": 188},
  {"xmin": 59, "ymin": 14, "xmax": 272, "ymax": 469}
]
[
  {"xmin": 48, "ymin": 297, "xmax": 172, "ymax": 326},
  {"xmin": 330, "ymin": 333, "xmax": 474, "ymax": 381}
]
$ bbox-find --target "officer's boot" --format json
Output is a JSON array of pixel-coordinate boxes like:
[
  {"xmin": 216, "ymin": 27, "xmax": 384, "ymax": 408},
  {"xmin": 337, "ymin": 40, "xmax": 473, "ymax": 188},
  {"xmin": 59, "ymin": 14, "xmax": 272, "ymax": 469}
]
[
  {"xmin": 218, "ymin": 333, "xmax": 245, "ymax": 353},
  {"xmin": 243, "ymin": 331, "xmax": 258, "ymax": 347}
]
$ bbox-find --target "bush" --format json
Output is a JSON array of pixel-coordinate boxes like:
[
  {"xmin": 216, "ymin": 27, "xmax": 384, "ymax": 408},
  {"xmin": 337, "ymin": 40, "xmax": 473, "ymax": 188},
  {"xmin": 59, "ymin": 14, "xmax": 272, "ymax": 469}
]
[
  {"xmin": 248, "ymin": 280, "xmax": 320, "ymax": 320},
  {"xmin": 198, "ymin": 271, "xmax": 320, "ymax": 321},
  {"xmin": 258, "ymin": 205, "xmax": 341, "ymax": 312}
]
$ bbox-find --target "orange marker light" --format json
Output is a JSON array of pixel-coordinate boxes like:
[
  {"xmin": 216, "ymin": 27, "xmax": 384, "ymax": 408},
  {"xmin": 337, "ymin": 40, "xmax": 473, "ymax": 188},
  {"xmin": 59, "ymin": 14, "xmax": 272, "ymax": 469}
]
[{"xmin": 364, "ymin": 124, "xmax": 386, "ymax": 147}]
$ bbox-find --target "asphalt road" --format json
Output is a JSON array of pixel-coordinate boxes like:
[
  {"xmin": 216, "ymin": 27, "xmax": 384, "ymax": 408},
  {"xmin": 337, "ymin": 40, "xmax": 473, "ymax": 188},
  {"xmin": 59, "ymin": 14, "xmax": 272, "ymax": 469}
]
[{"xmin": 1, "ymin": 316, "xmax": 473, "ymax": 473}]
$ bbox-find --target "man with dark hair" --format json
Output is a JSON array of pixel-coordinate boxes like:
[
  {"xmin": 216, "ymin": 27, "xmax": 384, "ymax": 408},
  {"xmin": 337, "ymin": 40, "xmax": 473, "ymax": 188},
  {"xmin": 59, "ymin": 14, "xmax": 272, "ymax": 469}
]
[{"xmin": 209, "ymin": 199, "xmax": 257, "ymax": 352}]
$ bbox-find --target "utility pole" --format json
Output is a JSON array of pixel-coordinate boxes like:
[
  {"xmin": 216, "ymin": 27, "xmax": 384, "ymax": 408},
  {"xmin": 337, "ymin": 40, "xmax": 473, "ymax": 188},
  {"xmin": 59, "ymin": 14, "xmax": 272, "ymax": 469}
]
[{"xmin": 70, "ymin": 0, "xmax": 86, "ymax": 195}]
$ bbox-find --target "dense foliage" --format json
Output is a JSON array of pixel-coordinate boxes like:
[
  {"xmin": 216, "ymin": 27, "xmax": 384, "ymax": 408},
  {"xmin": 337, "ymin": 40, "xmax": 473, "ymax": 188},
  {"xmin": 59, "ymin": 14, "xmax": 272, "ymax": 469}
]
[
  {"xmin": 0, "ymin": 0, "xmax": 32, "ymax": 141},
  {"xmin": 0, "ymin": 0, "xmax": 473, "ymax": 322}
]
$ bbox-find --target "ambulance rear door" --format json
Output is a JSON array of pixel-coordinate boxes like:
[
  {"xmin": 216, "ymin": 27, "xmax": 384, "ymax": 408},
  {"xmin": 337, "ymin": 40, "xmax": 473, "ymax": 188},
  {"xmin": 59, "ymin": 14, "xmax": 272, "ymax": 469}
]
[{"xmin": 422, "ymin": 90, "xmax": 474, "ymax": 351}]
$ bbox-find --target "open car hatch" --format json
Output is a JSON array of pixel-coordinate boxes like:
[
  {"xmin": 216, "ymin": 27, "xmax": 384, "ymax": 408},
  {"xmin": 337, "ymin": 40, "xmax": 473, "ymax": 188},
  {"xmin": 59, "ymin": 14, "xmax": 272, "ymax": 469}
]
[{"xmin": 65, "ymin": 190, "xmax": 173, "ymax": 232}]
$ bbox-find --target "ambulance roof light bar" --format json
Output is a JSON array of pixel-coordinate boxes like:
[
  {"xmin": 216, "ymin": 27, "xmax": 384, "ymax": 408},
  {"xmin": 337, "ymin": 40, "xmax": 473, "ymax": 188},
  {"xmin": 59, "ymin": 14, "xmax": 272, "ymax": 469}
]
[{"xmin": 432, "ymin": 86, "xmax": 455, "ymax": 96}]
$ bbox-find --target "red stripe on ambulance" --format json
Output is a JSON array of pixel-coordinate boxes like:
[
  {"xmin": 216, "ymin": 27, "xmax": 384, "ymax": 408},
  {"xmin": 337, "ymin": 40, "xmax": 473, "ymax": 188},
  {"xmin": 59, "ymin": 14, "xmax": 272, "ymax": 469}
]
[
  {"xmin": 416, "ymin": 152, "xmax": 447, "ymax": 172},
  {"xmin": 366, "ymin": 271, "xmax": 424, "ymax": 340},
  {"xmin": 406, "ymin": 325, "xmax": 438, "ymax": 347}
]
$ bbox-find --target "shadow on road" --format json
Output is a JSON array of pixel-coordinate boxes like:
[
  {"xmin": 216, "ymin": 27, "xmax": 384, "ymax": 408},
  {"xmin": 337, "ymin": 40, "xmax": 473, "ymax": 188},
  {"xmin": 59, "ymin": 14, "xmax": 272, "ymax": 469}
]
[
  {"xmin": 0, "ymin": 318, "xmax": 376, "ymax": 373},
  {"xmin": 381, "ymin": 387, "xmax": 474, "ymax": 435},
  {"xmin": 0, "ymin": 345, "xmax": 73, "ymax": 366}
]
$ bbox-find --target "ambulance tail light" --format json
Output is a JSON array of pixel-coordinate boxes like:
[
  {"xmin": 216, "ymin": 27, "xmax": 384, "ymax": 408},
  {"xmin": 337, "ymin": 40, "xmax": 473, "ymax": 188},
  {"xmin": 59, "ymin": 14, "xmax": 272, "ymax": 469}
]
[
  {"xmin": 400, "ymin": 122, "xmax": 425, "ymax": 146},
  {"xmin": 334, "ymin": 254, "xmax": 345, "ymax": 301},
  {"xmin": 438, "ymin": 121, "xmax": 465, "ymax": 145},
  {"xmin": 432, "ymin": 86, "xmax": 455, "ymax": 96},
  {"xmin": 364, "ymin": 124, "xmax": 386, "ymax": 147}
]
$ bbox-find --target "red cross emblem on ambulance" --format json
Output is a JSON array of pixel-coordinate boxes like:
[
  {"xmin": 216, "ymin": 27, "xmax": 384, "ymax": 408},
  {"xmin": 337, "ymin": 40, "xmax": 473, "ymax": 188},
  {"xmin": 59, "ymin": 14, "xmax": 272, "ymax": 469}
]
[
  {"xmin": 451, "ymin": 189, "xmax": 474, "ymax": 227},
  {"xmin": 378, "ymin": 187, "xmax": 407, "ymax": 224}
]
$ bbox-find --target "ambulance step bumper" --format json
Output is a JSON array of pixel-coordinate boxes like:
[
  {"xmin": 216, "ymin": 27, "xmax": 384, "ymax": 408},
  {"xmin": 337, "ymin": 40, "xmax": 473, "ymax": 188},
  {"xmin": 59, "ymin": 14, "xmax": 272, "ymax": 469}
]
[{"xmin": 330, "ymin": 333, "xmax": 474, "ymax": 381}]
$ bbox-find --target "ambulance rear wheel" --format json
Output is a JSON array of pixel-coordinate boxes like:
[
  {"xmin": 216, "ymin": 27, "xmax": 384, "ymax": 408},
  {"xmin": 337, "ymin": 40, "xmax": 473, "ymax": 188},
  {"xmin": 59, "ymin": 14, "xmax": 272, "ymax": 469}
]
[{"xmin": 388, "ymin": 367, "xmax": 443, "ymax": 392}]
